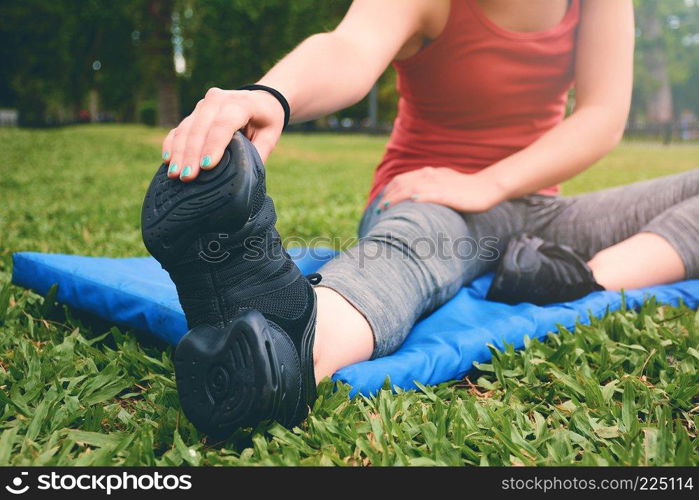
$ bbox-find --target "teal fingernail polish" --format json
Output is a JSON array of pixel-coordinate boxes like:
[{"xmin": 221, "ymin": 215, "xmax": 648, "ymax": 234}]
[
  {"xmin": 375, "ymin": 208, "xmax": 381, "ymax": 215},
  {"xmin": 168, "ymin": 163, "xmax": 178, "ymax": 174},
  {"xmin": 200, "ymin": 155, "xmax": 211, "ymax": 168},
  {"xmin": 383, "ymin": 201, "xmax": 390, "ymax": 208},
  {"xmin": 162, "ymin": 151, "xmax": 170, "ymax": 160},
  {"xmin": 180, "ymin": 166, "xmax": 192, "ymax": 179}
]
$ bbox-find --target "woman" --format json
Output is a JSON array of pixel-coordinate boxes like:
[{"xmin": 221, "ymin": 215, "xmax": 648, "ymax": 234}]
[{"xmin": 142, "ymin": 0, "xmax": 699, "ymax": 438}]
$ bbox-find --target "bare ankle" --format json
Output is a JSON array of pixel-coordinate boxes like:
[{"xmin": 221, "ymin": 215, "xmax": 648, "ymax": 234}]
[{"xmin": 311, "ymin": 286, "xmax": 374, "ymax": 381}]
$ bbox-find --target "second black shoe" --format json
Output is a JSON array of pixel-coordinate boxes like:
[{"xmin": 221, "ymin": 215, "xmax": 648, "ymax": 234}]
[
  {"xmin": 486, "ymin": 234, "xmax": 605, "ymax": 305},
  {"xmin": 141, "ymin": 132, "xmax": 318, "ymax": 439}
]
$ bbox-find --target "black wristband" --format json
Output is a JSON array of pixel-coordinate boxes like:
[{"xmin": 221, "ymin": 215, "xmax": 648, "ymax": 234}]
[{"xmin": 237, "ymin": 84, "xmax": 290, "ymax": 130}]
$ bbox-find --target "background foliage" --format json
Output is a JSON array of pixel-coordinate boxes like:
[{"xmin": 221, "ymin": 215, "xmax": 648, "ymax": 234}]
[{"xmin": 1, "ymin": 0, "xmax": 698, "ymax": 129}]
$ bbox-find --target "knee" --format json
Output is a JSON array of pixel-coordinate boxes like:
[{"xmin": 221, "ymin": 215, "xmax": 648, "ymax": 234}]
[
  {"xmin": 362, "ymin": 201, "xmax": 473, "ymax": 291},
  {"xmin": 365, "ymin": 201, "xmax": 465, "ymax": 245}
]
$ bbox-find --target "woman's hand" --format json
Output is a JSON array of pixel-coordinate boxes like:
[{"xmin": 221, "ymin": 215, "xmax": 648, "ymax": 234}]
[
  {"xmin": 378, "ymin": 167, "xmax": 506, "ymax": 214},
  {"xmin": 161, "ymin": 88, "xmax": 285, "ymax": 182}
]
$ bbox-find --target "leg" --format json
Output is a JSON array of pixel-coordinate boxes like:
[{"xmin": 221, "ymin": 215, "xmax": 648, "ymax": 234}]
[
  {"xmin": 535, "ymin": 169, "xmax": 699, "ymax": 289},
  {"xmin": 144, "ymin": 133, "xmax": 326, "ymax": 436},
  {"xmin": 313, "ymin": 286, "xmax": 373, "ymax": 380},
  {"xmin": 589, "ymin": 195, "xmax": 699, "ymax": 289},
  {"xmin": 313, "ymin": 197, "xmax": 523, "ymax": 378},
  {"xmin": 588, "ymin": 233, "xmax": 685, "ymax": 290}
]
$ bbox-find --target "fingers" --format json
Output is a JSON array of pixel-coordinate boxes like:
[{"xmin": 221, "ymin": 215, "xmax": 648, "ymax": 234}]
[
  {"xmin": 182, "ymin": 88, "xmax": 249, "ymax": 179},
  {"xmin": 166, "ymin": 89, "xmax": 257, "ymax": 182},
  {"xmin": 161, "ymin": 128, "xmax": 175, "ymax": 164},
  {"xmin": 197, "ymin": 101, "xmax": 251, "ymax": 173},
  {"xmin": 379, "ymin": 189, "xmax": 429, "ymax": 214},
  {"xmin": 170, "ymin": 98, "xmax": 217, "ymax": 182},
  {"xmin": 160, "ymin": 87, "xmax": 283, "ymax": 183},
  {"xmin": 166, "ymin": 115, "xmax": 193, "ymax": 179},
  {"xmin": 377, "ymin": 180, "xmax": 412, "ymax": 214},
  {"xmin": 377, "ymin": 169, "xmax": 438, "ymax": 213},
  {"xmin": 176, "ymin": 97, "xmax": 222, "ymax": 181}
]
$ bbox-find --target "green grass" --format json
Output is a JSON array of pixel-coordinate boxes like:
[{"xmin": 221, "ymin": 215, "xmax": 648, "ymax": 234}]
[{"xmin": 0, "ymin": 124, "xmax": 697, "ymax": 466}]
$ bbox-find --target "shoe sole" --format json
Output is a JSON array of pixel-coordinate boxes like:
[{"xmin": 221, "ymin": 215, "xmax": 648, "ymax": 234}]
[
  {"xmin": 141, "ymin": 132, "xmax": 262, "ymax": 267},
  {"xmin": 174, "ymin": 308, "xmax": 312, "ymax": 439}
]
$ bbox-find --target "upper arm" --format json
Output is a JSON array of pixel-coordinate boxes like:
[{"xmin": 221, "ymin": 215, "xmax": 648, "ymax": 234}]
[
  {"xmin": 330, "ymin": 0, "xmax": 434, "ymax": 80},
  {"xmin": 574, "ymin": 0, "xmax": 635, "ymax": 126}
]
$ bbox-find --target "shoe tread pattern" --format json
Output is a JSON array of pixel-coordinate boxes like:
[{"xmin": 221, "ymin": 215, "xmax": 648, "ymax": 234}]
[
  {"xmin": 141, "ymin": 133, "xmax": 257, "ymax": 267},
  {"xmin": 174, "ymin": 309, "xmax": 303, "ymax": 439}
]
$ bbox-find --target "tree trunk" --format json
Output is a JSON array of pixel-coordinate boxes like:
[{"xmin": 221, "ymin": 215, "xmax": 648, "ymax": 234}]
[
  {"xmin": 157, "ymin": 79, "xmax": 179, "ymax": 128},
  {"xmin": 638, "ymin": 0, "xmax": 673, "ymax": 143},
  {"xmin": 145, "ymin": 0, "xmax": 180, "ymax": 128},
  {"xmin": 88, "ymin": 89, "xmax": 99, "ymax": 122}
]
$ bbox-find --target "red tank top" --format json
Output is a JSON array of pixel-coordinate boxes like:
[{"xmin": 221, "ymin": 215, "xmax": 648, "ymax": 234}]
[{"xmin": 368, "ymin": 0, "xmax": 581, "ymax": 203}]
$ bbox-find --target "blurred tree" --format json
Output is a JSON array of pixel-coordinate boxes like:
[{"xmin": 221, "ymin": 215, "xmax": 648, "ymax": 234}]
[
  {"xmin": 176, "ymin": 0, "xmax": 350, "ymax": 115},
  {"xmin": 0, "ymin": 0, "xmax": 78, "ymax": 124},
  {"xmin": 0, "ymin": 0, "xmax": 144, "ymax": 125},
  {"xmin": 70, "ymin": 0, "xmax": 145, "ymax": 122},
  {"xmin": 636, "ymin": 0, "xmax": 673, "ymax": 140},
  {"xmin": 633, "ymin": 0, "xmax": 699, "ymax": 137},
  {"xmin": 137, "ymin": 0, "xmax": 180, "ymax": 127},
  {"xmin": 175, "ymin": 0, "xmax": 400, "ymax": 127},
  {"xmin": 666, "ymin": 1, "xmax": 699, "ymax": 119},
  {"xmin": 1, "ymin": 0, "xmax": 697, "ymax": 132}
]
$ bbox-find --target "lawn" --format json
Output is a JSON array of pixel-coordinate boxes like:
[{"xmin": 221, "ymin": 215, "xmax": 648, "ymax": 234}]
[{"xmin": 0, "ymin": 124, "xmax": 697, "ymax": 466}]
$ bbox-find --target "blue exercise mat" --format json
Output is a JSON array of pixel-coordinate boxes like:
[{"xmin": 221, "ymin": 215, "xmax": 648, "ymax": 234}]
[{"xmin": 12, "ymin": 250, "xmax": 699, "ymax": 396}]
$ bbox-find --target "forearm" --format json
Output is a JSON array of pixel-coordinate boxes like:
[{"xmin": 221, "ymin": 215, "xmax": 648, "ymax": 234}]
[
  {"xmin": 161, "ymin": 0, "xmax": 430, "ymax": 181},
  {"xmin": 258, "ymin": 32, "xmax": 384, "ymax": 124},
  {"xmin": 478, "ymin": 106, "xmax": 626, "ymax": 200}
]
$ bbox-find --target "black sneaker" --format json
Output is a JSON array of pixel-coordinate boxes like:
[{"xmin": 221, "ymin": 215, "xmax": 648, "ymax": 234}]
[
  {"xmin": 141, "ymin": 132, "xmax": 319, "ymax": 439},
  {"xmin": 486, "ymin": 234, "xmax": 604, "ymax": 305}
]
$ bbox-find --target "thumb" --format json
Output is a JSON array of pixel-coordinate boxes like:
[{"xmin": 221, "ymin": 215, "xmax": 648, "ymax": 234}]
[{"xmin": 248, "ymin": 126, "xmax": 281, "ymax": 164}]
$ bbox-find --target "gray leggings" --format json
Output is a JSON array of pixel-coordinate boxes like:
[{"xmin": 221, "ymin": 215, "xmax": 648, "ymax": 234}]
[{"xmin": 319, "ymin": 169, "xmax": 699, "ymax": 358}]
